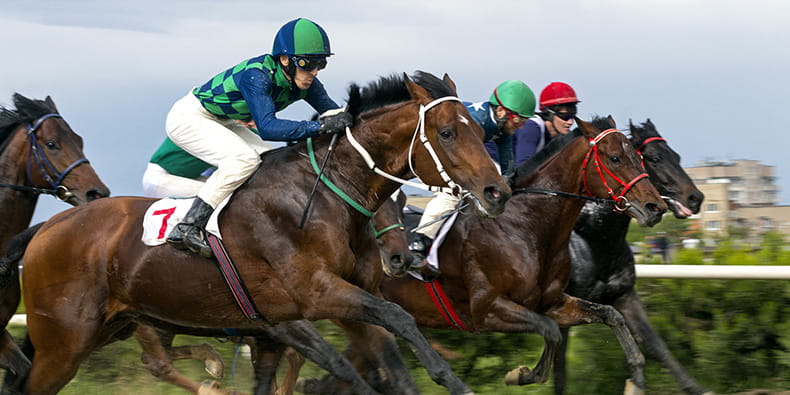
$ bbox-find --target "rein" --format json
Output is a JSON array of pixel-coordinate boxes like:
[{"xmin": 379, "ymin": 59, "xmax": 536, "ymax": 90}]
[
  {"xmin": 511, "ymin": 187, "xmax": 615, "ymax": 206},
  {"xmin": 306, "ymin": 95, "xmax": 472, "ymax": 221},
  {"xmin": 0, "ymin": 113, "xmax": 88, "ymax": 201},
  {"xmin": 581, "ymin": 128, "xmax": 649, "ymax": 212}
]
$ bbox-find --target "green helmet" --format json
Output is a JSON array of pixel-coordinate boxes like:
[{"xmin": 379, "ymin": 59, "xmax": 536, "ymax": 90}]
[
  {"xmin": 489, "ymin": 80, "xmax": 536, "ymax": 118},
  {"xmin": 272, "ymin": 18, "xmax": 332, "ymax": 56}
]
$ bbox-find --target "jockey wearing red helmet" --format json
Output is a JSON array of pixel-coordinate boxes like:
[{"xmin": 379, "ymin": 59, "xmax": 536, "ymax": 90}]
[{"xmin": 513, "ymin": 81, "xmax": 581, "ymax": 167}]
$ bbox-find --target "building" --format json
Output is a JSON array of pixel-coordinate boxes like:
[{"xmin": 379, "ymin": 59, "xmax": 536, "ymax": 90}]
[{"xmin": 685, "ymin": 160, "xmax": 790, "ymax": 238}]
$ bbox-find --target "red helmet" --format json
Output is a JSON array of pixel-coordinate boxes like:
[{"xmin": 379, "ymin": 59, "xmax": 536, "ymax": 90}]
[{"xmin": 539, "ymin": 82, "xmax": 579, "ymax": 110}]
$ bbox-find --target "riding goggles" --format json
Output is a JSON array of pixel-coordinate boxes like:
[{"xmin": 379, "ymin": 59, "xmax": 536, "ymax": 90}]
[
  {"xmin": 291, "ymin": 56, "xmax": 328, "ymax": 71},
  {"xmin": 545, "ymin": 107, "xmax": 576, "ymax": 121}
]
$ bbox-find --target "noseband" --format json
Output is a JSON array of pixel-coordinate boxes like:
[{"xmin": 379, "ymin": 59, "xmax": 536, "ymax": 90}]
[
  {"xmin": 581, "ymin": 128, "xmax": 649, "ymax": 212},
  {"xmin": 24, "ymin": 113, "xmax": 89, "ymax": 201}
]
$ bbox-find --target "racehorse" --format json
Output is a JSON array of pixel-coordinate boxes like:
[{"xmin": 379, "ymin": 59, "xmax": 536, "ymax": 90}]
[
  {"xmin": 556, "ymin": 119, "xmax": 710, "ymax": 395},
  {"xmin": 373, "ymin": 116, "xmax": 667, "ymax": 394},
  {"xmin": 134, "ymin": 190, "xmax": 415, "ymax": 395},
  {"xmin": 0, "ymin": 93, "xmax": 109, "ymax": 377},
  {"xmin": 0, "ymin": 71, "xmax": 509, "ymax": 394}
]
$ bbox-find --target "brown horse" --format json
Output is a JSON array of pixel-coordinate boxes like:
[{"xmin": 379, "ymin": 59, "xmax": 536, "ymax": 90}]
[
  {"xmin": 0, "ymin": 93, "xmax": 109, "ymax": 377},
  {"xmin": 133, "ymin": 190, "xmax": 415, "ymax": 395},
  {"xmin": 3, "ymin": 71, "xmax": 509, "ymax": 394},
  {"xmin": 373, "ymin": 116, "xmax": 666, "ymax": 394}
]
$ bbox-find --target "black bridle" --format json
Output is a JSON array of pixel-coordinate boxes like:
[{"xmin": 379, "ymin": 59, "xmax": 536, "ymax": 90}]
[{"xmin": 0, "ymin": 113, "xmax": 89, "ymax": 201}]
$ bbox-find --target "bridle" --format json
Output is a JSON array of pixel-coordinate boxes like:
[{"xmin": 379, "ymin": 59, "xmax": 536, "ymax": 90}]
[
  {"xmin": 346, "ymin": 96, "xmax": 468, "ymax": 197},
  {"xmin": 635, "ymin": 136, "xmax": 666, "ymax": 169},
  {"xmin": 581, "ymin": 128, "xmax": 650, "ymax": 212},
  {"xmin": 0, "ymin": 113, "xmax": 89, "ymax": 201}
]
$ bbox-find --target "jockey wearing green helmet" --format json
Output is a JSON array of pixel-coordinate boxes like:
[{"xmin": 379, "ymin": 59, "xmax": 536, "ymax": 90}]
[
  {"xmin": 143, "ymin": 18, "xmax": 351, "ymax": 258},
  {"xmin": 409, "ymin": 79, "xmax": 536, "ymax": 280}
]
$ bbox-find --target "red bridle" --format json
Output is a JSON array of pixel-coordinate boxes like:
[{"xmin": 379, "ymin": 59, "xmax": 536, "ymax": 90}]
[
  {"xmin": 635, "ymin": 136, "xmax": 667, "ymax": 169},
  {"xmin": 581, "ymin": 129, "xmax": 649, "ymax": 212}
]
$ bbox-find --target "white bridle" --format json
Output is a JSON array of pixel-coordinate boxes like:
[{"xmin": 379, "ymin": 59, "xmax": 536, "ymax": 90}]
[{"xmin": 344, "ymin": 96, "xmax": 467, "ymax": 196}]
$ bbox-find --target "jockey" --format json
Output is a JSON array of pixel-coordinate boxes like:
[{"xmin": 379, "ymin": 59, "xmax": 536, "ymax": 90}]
[
  {"xmin": 142, "ymin": 18, "xmax": 351, "ymax": 258},
  {"xmin": 409, "ymin": 80, "xmax": 535, "ymax": 279},
  {"xmin": 513, "ymin": 81, "xmax": 580, "ymax": 167}
]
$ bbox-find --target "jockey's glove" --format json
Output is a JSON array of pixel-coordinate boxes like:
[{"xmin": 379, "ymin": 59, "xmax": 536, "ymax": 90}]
[{"xmin": 318, "ymin": 109, "xmax": 353, "ymax": 135}]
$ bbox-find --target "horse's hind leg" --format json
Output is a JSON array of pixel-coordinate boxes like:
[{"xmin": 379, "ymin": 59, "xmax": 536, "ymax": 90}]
[
  {"xmin": 274, "ymin": 347, "xmax": 304, "ymax": 395},
  {"xmin": 551, "ymin": 327, "xmax": 570, "ymax": 395},
  {"xmin": 147, "ymin": 327, "xmax": 224, "ymax": 379},
  {"xmin": 544, "ymin": 294, "xmax": 646, "ymax": 394},
  {"xmin": 135, "ymin": 325, "xmax": 216, "ymax": 394},
  {"xmin": 0, "ymin": 330, "xmax": 29, "ymax": 378},
  {"xmin": 614, "ymin": 291, "xmax": 712, "ymax": 395}
]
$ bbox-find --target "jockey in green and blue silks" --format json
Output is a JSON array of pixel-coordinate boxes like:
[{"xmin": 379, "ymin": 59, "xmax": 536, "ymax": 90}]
[{"xmin": 143, "ymin": 18, "xmax": 352, "ymax": 259}]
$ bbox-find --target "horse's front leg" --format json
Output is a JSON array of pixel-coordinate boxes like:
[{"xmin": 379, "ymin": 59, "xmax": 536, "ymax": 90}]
[
  {"xmin": 614, "ymin": 291, "xmax": 712, "ymax": 395},
  {"xmin": 262, "ymin": 320, "xmax": 380, "ymax": 395},
  {"xmin": 468, "ymin": 293, "xmax": 561, "ymax": 386},
  {"xmin": 544, "ymin": 293, "xmax": 646, "ymax": 395},
  {"xmin": 295, "ymin": 273, "xmax": 472, "ymax": 395}
]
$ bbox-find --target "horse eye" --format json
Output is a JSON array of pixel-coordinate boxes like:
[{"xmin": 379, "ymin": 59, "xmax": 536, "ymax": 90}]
[
  {"xmin": 45, "ymin": 140, "xmax": 58, "ymax": 149},
  {"xmin": 439, "ymin": 128, "xmax": 455, "ymax": 142},
  {"xmin": 610, "ymin": 156, "xmax": 621, "ymax": 164}
]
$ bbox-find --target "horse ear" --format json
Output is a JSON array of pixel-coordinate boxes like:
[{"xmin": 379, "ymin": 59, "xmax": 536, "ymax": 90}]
[
  {"xmin": 404, "ymin": 72, "xmax": 431, "ymax": 103},
  {"xmin": 44, "ymin": 96, "xmax": 59, "ymax": 113},
  {"xmin": 645, "ymin": 118, "xmax": 654, "ymax": 127},
  {"xmin": 442, "ymin": 73, "xmax": 458, "ymax": 96},
  {"xmin": 606, "ymin": 115, "xmax": 617, "ymax": 129},
  {"xmin": 575, "ymin": 118, "xmax": 598, "ymax": 139}
]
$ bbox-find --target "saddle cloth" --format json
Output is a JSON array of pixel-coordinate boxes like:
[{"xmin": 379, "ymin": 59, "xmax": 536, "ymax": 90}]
[{"xmin": 141, "ymin": 196, "xmax": 231, "ymax": 246}]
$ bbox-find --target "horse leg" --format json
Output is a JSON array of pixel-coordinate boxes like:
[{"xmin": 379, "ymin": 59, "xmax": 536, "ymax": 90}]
[
  {"xmin": 136, "ymin": 325, "xmax": 222, "ymax": 394},
  {"xmin": 263, "ymin": 320, "xmax": 379, "ymax": 395},
  {"xmin": 0, "ymin": 330, "xmax": 29, "ymax": 378},
  {"xmin": 552, "ymin": 327, "xmax": 570, "ymax": 395},
  {"xmin": 614, "ymin": 291, "xmax": 712, "ymax": 395},
  {"xmin": 296, "ymin": 277, "xmax": 471, "ymax": 395},
  {"xmin": 544, "ymin": 294, "xmax": 646, "ymax": 394},
  {"xmin": 1, "ymin": 333, "xmax": 33, "ymax": 394},
  {"xmin": 244, "ymin": 334, "xmax": 286, "ymax": 395},
  {"xmin": 305, "ymin": 320, "xmax": 418, "ymax": 395},
  {"xmin": 273, "ymin": 347, "xmax": 304, "ymax": 395},
  {"xmin": 160, "ymin": 331, "xmax": 224, "ymax": 379}
]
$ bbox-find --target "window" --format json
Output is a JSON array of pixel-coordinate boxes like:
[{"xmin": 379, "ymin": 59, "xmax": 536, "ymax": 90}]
[
  {"xmin": 705, "ymin": 203, "xmax": 720, "ymax": 212},
  {"xmin": 705, "ymin": 220, "xmax": 721, "ymax": 231}
]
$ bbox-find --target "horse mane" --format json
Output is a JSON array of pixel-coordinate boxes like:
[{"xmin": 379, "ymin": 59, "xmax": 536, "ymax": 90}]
[
  {"xmin": 0, "ymin": 94, "xmax": 56, "ymax": 146},
  {"xmin": 629, "ymin": 118, "xmax": 661, "ymax": 147},
  {"xmin": 510, "ymin": 128, "xmax": 581, "ymax": 186},
  {"xmin": 346, "ymin": 71, "xmax": 452, "ymax": 118}
]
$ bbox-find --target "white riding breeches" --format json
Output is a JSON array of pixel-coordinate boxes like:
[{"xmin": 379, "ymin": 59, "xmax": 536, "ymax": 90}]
[
  {"xmin": 415, "ymin": 192, "xmax": 461, "ymax": 239},
  {"xmin": 164, "ymin": 91, "xmax": 272, "ymax": 208}
]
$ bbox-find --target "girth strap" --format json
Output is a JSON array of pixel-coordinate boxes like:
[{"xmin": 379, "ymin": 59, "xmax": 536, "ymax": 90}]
[{"xmin": 206, "ymin": 234, "xmax": 273, "ymax": 325}]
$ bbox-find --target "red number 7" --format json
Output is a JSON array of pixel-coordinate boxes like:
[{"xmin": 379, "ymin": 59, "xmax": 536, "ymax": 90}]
[{"xmin": 153, "ymin": 207, "xmax": 177, "ymax": 239}]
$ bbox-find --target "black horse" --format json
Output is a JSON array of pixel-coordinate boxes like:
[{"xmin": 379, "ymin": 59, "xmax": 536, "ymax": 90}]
[{"xmin": 557, "ymin": 119, "xmax": 709, "ymax": 395}]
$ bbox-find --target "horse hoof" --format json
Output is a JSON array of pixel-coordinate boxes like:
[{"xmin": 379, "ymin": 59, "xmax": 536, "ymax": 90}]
[
  {"xmin": 624, "ymin": 379, "xmax": 645, "ymax": 395},
  {"xmin": 504, "ymin": 365, "xmax": 530, "ymax": 386},
  {"xmin": 204, "ymin": 359, "xmax": 224, "ymax": 379}
]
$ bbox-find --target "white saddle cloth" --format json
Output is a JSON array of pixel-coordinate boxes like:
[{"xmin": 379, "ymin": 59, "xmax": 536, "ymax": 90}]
[{"xmin": 141, "ymin": 196, "xmax": 230, "ymax": 246}]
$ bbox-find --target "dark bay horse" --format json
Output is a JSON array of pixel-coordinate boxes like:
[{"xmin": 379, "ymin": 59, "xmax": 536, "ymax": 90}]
[
  {"xmin": 556, "ymin": 119, "xmax": 710, "ymax": 395},
  {"xmin": 0, "ymin": 93, "xmax": 109, "ymax": 376},
  {"xmin": 375, "ymin": 117, "xmax": 666, "ymax": 394},
  {"xmin": 2, "ymin": 71, "xmax": 509, "ymax": 394}
]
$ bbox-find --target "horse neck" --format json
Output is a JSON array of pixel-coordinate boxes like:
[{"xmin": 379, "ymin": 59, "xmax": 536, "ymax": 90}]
[
  {"xmin": 319, "ymin": 102, "xmax": 419, "ymax": 214},
  {"xmin": 0, "ymin": 126, "xmax": 39, "ymax": 248},
  {"xmin": 512, "ymin": 136, "xmax": 592, "ymax": 252}
]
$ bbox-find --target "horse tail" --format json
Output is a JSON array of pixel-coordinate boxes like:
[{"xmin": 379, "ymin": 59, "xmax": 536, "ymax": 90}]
[{"xmin": 0, "ymin": 222, "xmax": 44, "ymax": 290}]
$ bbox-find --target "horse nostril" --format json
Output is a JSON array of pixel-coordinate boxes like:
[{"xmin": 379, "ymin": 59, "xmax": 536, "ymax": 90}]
[
  {"xmin": 647, "ymin": 202, "xmax": 665, "ymax": 214},
  {"xmin": 484, "ymin": 185, "xmax": 503, "ymax": 204}
]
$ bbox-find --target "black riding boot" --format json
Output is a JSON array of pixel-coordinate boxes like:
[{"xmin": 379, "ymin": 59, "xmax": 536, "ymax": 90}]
[
  {"xmin": 408, "ymin": 234, "xmax": 441, "ymax": 280},
  {"xmin": 166, "ymin": 197, "xmax": 214, "ymax": 258}
]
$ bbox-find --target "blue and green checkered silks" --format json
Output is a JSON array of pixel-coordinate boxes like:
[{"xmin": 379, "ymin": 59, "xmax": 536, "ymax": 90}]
[{"xmin": 192, "ymin": 54, "xmax": 308, "ymax": 120}]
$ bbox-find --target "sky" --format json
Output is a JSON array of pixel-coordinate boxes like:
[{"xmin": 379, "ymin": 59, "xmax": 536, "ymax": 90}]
[{"xmin": 1, "ymin": 0, "xmax": 789, "ymax": 223}]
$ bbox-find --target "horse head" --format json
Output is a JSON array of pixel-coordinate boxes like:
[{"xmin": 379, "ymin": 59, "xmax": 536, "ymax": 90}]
[
  {"xmin": 2, "ymin": 94, "xmax": 110, "ymax": 205},
  {"xmin": 403, "ymin": 72, "xmax": 510, "ymax": 217},
  {"xmin": 372, "ymin": 190, "xmax": 414, "ymax": 278},
  {"xmin": 629, "ymin": 118, "xmax": 704, "ymax": 218},
  {"xmin": 577, "ymin": 116, "xmax": 666, "ymax": 227}
]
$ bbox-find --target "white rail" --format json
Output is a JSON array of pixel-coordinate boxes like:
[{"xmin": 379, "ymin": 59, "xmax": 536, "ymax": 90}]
[{"xmin": 635, "ymin": 265, "xmax": 790, "ymax": 279}]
